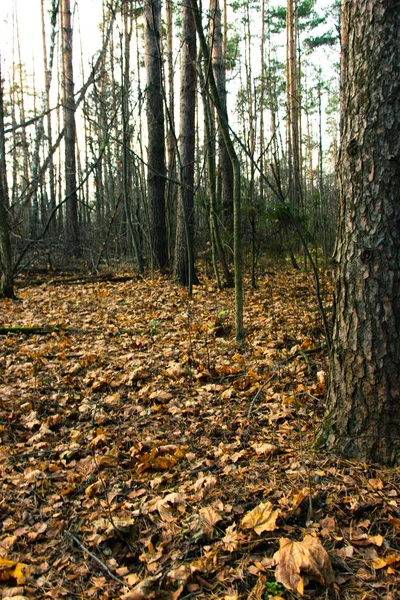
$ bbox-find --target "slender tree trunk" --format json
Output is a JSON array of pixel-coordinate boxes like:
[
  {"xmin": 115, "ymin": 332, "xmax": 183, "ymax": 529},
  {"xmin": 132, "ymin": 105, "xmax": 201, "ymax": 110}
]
[
  {"xmin": 210, "ymin": 0, "xmax": 233, "ymax": 231},
  {"xmin": 0, "ymin": 60, "xmax": 14, "ymax": 298},
  {"xmin": 61, "ymin": 0, "xmax": 80, "ymax": 256},
  {"xmin": 165, "ymin": 0, "xmax": 177, "ymax": 262},
  {"xmin": 286, "ymin": 0, "xmax": 301, "ymax": 209},
  {"xmin": 259, "ymin": 0, "xmax": 265, "ymax": 203},
  {"xmin": 41, "ymin": 0, "xmax": 57, "ymax": 235},
  {"xmin": 322, "ymin": 0, "xmax": 400, "ymax": 466},
  {"xmin": 122, "ymin": 1, "xmax": 143, "ymax": 273},
  {"xmin": 193, "ymin": 0, "xmax": 244, "ymax": 342},
  {"xmin": 198, "ymin": 59, "xmax": 232, "ymax": 288},
  {"xmin": 173, "ymin": 0, "xmax": 197, "ymax": 289}
]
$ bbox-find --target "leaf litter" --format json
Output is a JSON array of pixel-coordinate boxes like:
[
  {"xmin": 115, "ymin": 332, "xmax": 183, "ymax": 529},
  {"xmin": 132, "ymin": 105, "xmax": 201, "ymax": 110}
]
[{"xmin": 0, "ymin": 269, "xmax": 399, "ymax": 599}]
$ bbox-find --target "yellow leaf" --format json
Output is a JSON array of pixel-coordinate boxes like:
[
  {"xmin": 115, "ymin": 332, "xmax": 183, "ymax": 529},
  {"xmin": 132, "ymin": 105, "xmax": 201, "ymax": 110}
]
[
  {"xmin": 241, "ymin": 502, "xmax": 280, "ymax": 535},
  {"xmin": 0, "ymin": 557, "xmax": 26, "ymax": 584},
  {"xmin": 389, "ymin": 515, "xmax": 400, "ymax": 531},
  {"xmin": 373, "ymin": 553, "xmax": 400, "ymax": 570},
  {"xmin": 275, "ymin": 534, "xmax": 334, "ymax": 595}
]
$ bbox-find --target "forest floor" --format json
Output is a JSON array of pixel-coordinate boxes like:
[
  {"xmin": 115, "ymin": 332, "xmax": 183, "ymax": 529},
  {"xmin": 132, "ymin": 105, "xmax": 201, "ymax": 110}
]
[{"xmin": 0, "ymin": 267, "xmax": 399, "ymax": 600}]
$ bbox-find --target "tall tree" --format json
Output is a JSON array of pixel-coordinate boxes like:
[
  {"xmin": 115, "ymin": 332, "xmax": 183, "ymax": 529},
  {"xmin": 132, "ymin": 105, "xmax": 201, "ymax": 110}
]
[
  {"xmin": 122, "ymin": 1, "xmax": 143, "ymax": 273},
  {"xmin": 286, "ymin": 0, "xmax": 301, "ymax": 209},
  {"xmin": 0, "ymin": 59, "xmax": 14, "ymax": 298},
  {"xmin": 61, "ymin": 0, "xmax": 80, "ymax": 256},
  {"xmin": 322, "ymin": 0, "xmax": 400, "ymax": 465},
  {"xmin": 173, "ymin": 0, "xmax": 197, "ymax": 288},
  {"xmin": 210, "ymin": 0, "xmax": 233, "ymax": 230},
  {"xmin": 165, "ymin": 0, "xmax": 177, "ymax": 260},
  {"xmin": 144, "ymin": 0, "xmax": 168, "ymax": 270}
]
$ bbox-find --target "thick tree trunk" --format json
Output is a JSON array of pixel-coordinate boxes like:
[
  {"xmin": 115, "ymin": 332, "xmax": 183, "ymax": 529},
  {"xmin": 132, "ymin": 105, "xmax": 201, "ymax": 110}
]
[
  {"xmin": 324, "ymin": 0, "xmax": 400, "ymax": 466},
  {"xmin": 61, "ymin": 0, "xmax": 80, "ymax": 256},
  {"xmin": 144, "ymin": 0, "xmax": 168, "ymax": 271},
  {"xmin": 173, "ymin": 0, "xmax": 197, "ymax": 289}
]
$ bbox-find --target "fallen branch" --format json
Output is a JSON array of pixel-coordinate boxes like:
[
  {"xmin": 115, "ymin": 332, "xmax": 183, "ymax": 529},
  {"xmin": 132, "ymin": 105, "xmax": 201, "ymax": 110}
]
[
  {"xmin": 17, "ymin": 274, "xmax": 134, "ymax": 288},
  {"xmin": 0, "ymin": 326, "xmax": 72, "ymax": 335},
  {"xmin": 247, "ymin": 373, "xmax": 278, "ymax": 419},
  {"xmin": 64, "ymin": 530, "xmax": 125, "ymax": 586}
]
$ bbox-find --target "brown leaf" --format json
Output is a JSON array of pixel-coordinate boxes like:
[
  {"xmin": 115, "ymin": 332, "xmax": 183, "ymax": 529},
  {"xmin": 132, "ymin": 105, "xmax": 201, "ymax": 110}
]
[
  {"xmin": 241, "ymin": 502, "xmax": 280, "ymax": 535},
  {"xmin": 275, "ymin": 534, "xmax": 334, "ymax": 595},
  {"xmin": 222, "ymin": 524, "xmax": 244, "ymax": 552},
  {"xmin": 252, "ymin": 442, "xmax": 281, "ymax": 456}
]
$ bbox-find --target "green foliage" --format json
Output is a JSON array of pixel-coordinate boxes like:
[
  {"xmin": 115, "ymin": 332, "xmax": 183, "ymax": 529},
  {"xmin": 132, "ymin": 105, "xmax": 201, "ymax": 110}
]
[
  {"xmin": 265, "ymin": 204, "xmax": 292, "ymax": 228},
  {"xmin": 304, "ymin": 32, "xmax": 337, "ymax": 51},
  {"xmin": 264, "ymin": 581, "xmax": 284, "ymax": 599},
  {"xmin": 226, "ymin": 32, "xmax": 241, "ymax": 71}
]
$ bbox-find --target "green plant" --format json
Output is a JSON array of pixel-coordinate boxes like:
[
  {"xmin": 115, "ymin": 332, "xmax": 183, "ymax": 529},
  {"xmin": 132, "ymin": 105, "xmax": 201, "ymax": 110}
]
[{"xmin": 263, "ymin": 580, "xmax": 284, "ymax": 599}]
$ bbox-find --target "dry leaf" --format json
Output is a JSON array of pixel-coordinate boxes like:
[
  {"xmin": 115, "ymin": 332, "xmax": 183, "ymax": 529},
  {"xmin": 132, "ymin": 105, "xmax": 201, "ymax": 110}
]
[
  {"xmin": 222, "ymin": 524, "xmax": 243, "ymax": 552},
  {"xmin": 252, "ymin": 442, "xmax": 281, "ymax": 456},
  {"xmin": 167, "ymin": 564, "xmax": 197, "ymax": 583},
  {"xmin": 241, "ymin": 502, "xmax": 280, "ymax": 535},
  {"xmin": 373, "ymin": 553, "xmax": 400, "ymax": 570},
  {"xmin": 0, "ymin": 557, "xmax": 26, "ymax": 585},
  {"xmin": 275, "ymin": 534, "xmax": 334, "ymax": 595}
]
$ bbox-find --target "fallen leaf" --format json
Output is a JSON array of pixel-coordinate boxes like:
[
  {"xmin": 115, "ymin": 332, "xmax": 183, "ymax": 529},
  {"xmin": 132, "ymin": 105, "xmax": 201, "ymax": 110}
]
[
  {"xmin": 241, "ymin": 502, "xmax": 280, "ymax": 535},
  {"xmin": 275, "ymin": 534, "xmax": 334, "ymax": 595},
  {"xmin": 0, "ymin": 557, "xmax": 27, "ymax": 585},
  {"xmin": 252, "ymin": 442, "xmax": 281, "ymax": 456}
]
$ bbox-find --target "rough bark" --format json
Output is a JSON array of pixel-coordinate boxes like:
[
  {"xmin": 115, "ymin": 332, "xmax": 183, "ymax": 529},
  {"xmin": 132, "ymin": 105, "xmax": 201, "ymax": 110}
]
[
  {"xmin": 209, "ymin": 0, "xmax": 233, "ymax": 229},
  {"xmin": 0, "ymin": 60, "xmax": 14, "ymax": 298},
  {"xmin": 144, "ymin": 0, "xmax": 168, "ymax": 271},
  {"xmin": 61, "ymin": 0, "xmax": 80, "ymax": 256},
  {"xmin": 324, "ymin": 0, "xmax": 400, "ymax": 466},
  {"xmin": 173, "ymin": 0, "xmax": 197, "ymax": 288}
]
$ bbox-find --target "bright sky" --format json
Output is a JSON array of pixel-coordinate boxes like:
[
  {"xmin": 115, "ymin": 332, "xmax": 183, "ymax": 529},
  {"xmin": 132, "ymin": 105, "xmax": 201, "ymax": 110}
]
[
  {"xmin": 1, "ymin": 0, "xmax": 104, "ymax": 87},
  {"xmin": 1, "ymin": 0, "xmax": 338, "ymax": 150},
  {"xmin": 1, "ymin": 0, "xmax": 337, "ymax": 81}
]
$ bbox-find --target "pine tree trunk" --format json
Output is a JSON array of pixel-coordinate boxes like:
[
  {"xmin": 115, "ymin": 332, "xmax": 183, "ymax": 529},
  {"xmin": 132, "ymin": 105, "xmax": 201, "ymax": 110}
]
[
  {"xmin": 173, "ymin": 0, "xmax": 197, "ymax": 288},
  {"xmin": 144, "ymin": 0, "xmax": 168, "ymax": 271},
  {"xmin": 324, "ymin": 0, "xmax": 400, "ymax": 466},
  {"xmin": 61, "ymin": 0, "xmax": 80, "ymax": 256}
]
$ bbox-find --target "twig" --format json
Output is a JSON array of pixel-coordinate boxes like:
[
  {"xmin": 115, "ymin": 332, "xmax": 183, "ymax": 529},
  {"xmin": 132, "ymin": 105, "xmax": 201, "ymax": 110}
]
[
  {"xmin": 64, "ymin": 530, "xmax": 125, "ymax": 585},
  {"xmin": 332, "ymin": 556, "xmax": 387, "ymax": 600},
  {"xmin": 247, "ymin": 373, "xmax": 278, "ymax": 418},
  {"xmin": 247, "ymin": 346, "xmax": 327, "ymax": 419}
]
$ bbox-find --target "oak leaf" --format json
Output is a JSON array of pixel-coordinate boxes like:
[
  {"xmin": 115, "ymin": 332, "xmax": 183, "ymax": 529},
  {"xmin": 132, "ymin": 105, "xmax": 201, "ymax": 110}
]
[
  {"xmin": 275, "ymin": 534, "xmax": 334, "ymax": 595},
  {"xmin": 241, "ymin": 502, "xmax": 280, "ymax": 535}
]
